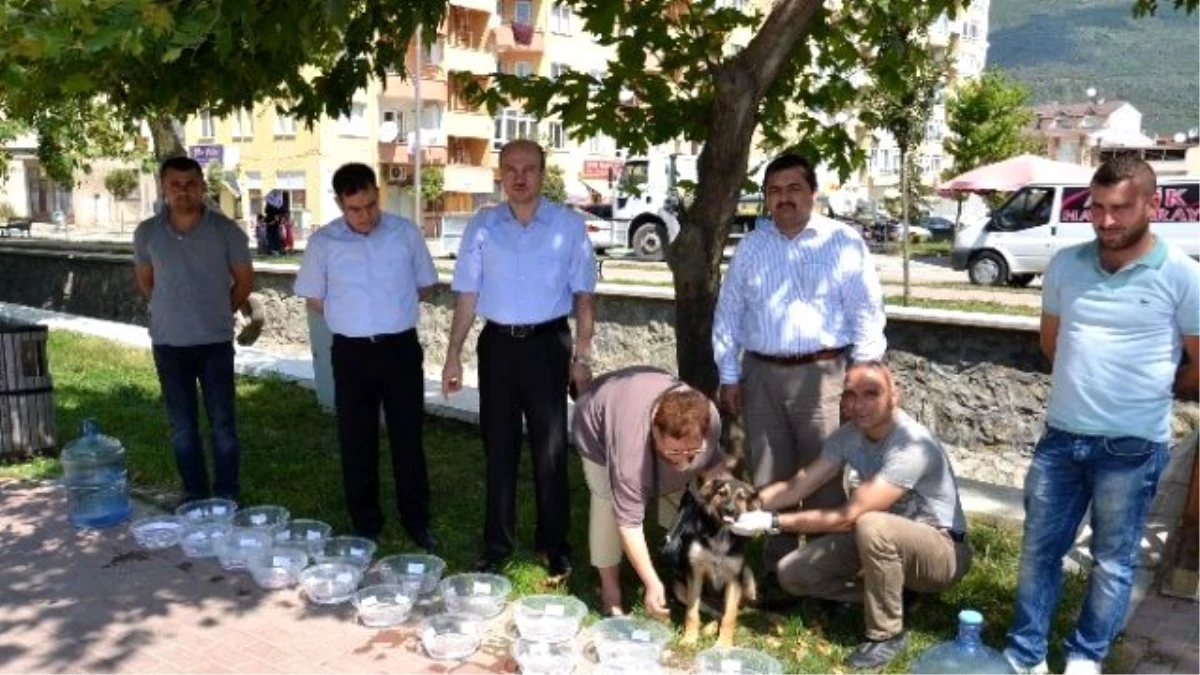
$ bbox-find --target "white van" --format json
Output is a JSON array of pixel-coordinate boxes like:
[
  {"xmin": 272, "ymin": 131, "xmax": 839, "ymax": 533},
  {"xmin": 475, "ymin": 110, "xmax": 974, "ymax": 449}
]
[{"xmin": 951, "ymin": 178, "xmax": 1200, "ymax": 286}]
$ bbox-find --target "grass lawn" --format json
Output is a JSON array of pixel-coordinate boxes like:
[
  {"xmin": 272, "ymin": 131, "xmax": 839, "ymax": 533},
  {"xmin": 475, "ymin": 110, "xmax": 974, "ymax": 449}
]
[
  {"xmin": 883, "ymin": 296, "xmax": 1041, "ymax": 317},
  {"xmin": 3, "ymin": 330, "xmax": 1106, "ymax": 673}
]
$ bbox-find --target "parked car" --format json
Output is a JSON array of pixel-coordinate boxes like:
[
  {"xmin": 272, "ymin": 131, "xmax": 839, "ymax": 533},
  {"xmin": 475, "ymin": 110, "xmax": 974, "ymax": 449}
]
[
  {"xmin": 867, "ymin": 219, "xmax": 932, "ymax": 243},
  {"xmin": 919, "ymin": 216, "xmax": 956, "ymax": 241},
  {"xmin": 572, "ymin": 206, "xmax": 624, "ymax": 252}
]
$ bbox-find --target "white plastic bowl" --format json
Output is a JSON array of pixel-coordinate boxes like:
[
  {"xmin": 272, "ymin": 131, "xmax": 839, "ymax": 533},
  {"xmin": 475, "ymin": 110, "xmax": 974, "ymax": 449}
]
[
  {"xmin": 130, "ymin": 515, "xmax": 184, "ymax": 550},
  {"xmin": 179, "ymin": 521, "xmax": 231, "ymax": 558},
  {"xmin": 353, "ymin": 584, "xmax": 415, "ymax": 628},
  {"xmin": 513, "ymin": 594, "xmax": 588, "ymax": 643},
  {"xmin": 314, "ymin": 536, "xmax": 377, "ymax": 570},
  {"xmin": 373, "ymin": 553, "xmax": 446, "ymax": 596},
  {"xmin": 273, "ymin": 519, "xmax": 332, "ymax": 557},
  {"xmin": 590, "ymin": 616, "xmax": 673, "ymax": 665},
  {"xmin": 214, "ymin": 526, "xmax": 272, "ymax": 570},
  {"xmin": 299, "ymin": 562, "xmax": 362, "ymax": 604},
  {"xmin": 694, "ymin": 647, "xmax": 784, "ymax": 674},
  {"xmin": 231, "ymin": 504, "xmax": 290, "ymax": 533},
  {"xmin": 420, "ymin": 613, "xmax": 483, "ymax": 660},
  {"xmin": 174, "ymin": 498, "xmax": 238, "ymax": 523},
  {"xmin": 247, "ymin": 545, "xmax": 309, "ymax": 590},
  {"xmin": 512, "ymin": 638, "xmax": 575, "ymax": 674},
  {"xmin": 438, "ymin": 573, "xmax": 512, "ymax": 619}
]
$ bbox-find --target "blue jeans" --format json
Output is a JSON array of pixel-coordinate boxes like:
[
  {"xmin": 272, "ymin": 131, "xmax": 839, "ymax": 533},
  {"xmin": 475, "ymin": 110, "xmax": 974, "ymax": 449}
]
[
  {"xmin": 152, "ymin": 342, "xmax": 241, "ymax": 501},
  {"xmin": 1006, "ymin": 427, "xmax": 1169, "ymax": 666}
]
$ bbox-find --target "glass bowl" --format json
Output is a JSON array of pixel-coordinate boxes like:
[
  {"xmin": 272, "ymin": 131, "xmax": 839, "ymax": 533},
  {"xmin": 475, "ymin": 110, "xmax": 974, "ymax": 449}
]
[
  {"xmin": 299, "ymin": 562, "xmax": 363, "ymax": 604},
  {"xmin": 512, "ymin": 638, "xmax": 575, "ymax": 674},
  {"xmin": 373, "ymin": 553, "xmax": 446, "ymax": 596},
  {"xmin": 590, "ymin": 616, "xmax": 673, "ymax": 665},
  {"xmin": 179, "ymin": 520, "xmax": 232, "ymax": 558},
  {"xmin": 313, "ymin": 536, "xmax": 377, "ymax": 570},
  {"xmin": 248, "ymin": 545, "xmax": 309, "ymax": 590},
  {"xmin": 513, "ymin": 594, "xmax": 588, "ymax": 643},
  {"xmin": 420, "ymin": 612, "xmax": 483, "ymax": 660},
  {"xmin": 439, "ymin": 573, "xmax": 512, "ymax": 619},
  {"xmin": 174, "ymin": 498, "xmax": 238, "ymax": 523},
  {"xmin": 595, "ymin": 659, "xmax": 663, "ymax": 675},
  {"xmin": 274, "ymin": 519, "xmax": 332, "ymax": 557},
  {"xmin": 353, "ymin": 584, "xmax": 416, "ymax": 628},
  {"xmin": 130, "ymin": 515, "xmax": 184, "ymax": 550},
  {"xmin": 214, "ymin": 526, "xmax": 273, "ymax": 570},
  {"xmin": 231, "ymin": 504, "xmax": 290, "ymax": 533},
  {"xmin": 694, "ymin": 647, "xmax": 784, "ymax": 674}
]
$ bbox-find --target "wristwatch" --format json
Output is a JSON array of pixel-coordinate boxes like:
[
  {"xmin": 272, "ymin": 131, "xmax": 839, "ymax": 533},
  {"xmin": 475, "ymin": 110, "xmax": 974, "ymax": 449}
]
[{"xmin": 769, "ymin": 512, "xmax": 781, "ymax": 535}]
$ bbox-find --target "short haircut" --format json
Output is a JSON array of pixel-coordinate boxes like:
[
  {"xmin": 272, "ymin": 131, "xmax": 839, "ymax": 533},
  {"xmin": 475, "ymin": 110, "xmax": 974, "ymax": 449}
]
[
  {"xmin": 159, "ymin": 156, "xmax": 203, "ymax": 179},
  {"xmin": 1092, "ymin": 155, "xmax": 1157, "ymax": 197},
  {"xmin": 762, "ymin": 153, "xmax": 818, "ymax": 193},
  {"xmin": 846, "ymin": 359, "xmax": 895, "ymax": 389},
  {"xmin": 653, "ymin": 388, "xmax": 712, "ymax": 439},
  {"xmin": 499, "ymin": 139, "xmax": 546, "ymax": 172},
  {"xmin": 331, "ymin": 163, "xmax": 377, "ymax": 198}
]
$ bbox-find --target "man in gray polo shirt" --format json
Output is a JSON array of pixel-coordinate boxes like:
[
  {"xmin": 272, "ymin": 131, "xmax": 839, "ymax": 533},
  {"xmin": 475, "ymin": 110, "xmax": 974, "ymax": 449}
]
[{"xmin": 134, "ymin": 156, "xmax": 254, "ymax": 503}]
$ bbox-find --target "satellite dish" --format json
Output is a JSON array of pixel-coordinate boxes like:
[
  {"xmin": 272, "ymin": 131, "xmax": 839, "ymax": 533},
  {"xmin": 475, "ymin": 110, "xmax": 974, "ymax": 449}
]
[
  {"xmin": 1174, "ymin": 132, "xmax": 1187, "ymax": 143},
  {"xmin": 378, "ymin": 121, "xmax": 399, "ymax": 142},
  {"xmin": 1189, "ymin": 127, "xmax": 1199, "ymax": 140},
  {"xmin": 1085, "ymin": 87, "xmax": 1097, "ymax": 98}
]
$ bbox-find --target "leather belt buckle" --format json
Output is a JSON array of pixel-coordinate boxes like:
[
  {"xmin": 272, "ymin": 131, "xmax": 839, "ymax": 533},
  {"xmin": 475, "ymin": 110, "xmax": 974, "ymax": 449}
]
[{"xmin": 509, "ymin": 324, "xmax": 534, "ymax": 338}]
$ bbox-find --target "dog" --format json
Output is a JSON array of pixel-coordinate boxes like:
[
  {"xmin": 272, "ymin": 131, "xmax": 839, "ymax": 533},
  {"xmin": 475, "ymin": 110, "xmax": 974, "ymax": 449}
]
[{"xmin": 668, "ymin": 475, "xmax": 761, "ymax": 647}]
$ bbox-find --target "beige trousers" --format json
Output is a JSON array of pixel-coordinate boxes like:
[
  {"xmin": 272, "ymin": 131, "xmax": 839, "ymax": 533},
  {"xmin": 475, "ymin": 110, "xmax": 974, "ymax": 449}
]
[
  {"xmin": 580, "ymin": 456, "xmax": 682, "ymax": 569},
  {"xmin": 742, "ymin": 354, "xmax": 848, "ymax": 571},
  {"xmin": 777, "ymin": 511, "xmax": 972, "ymax": 640}
]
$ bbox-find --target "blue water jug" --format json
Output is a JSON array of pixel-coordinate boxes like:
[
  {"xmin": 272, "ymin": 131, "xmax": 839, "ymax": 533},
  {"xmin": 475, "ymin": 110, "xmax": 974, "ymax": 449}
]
[
  {"xmin": 61, "ymin": 419, "xmax": 131, "ymax": 528},
  {"xmin": 910, "ymin": 609, "xmax": 1016, "ymax": 674}
]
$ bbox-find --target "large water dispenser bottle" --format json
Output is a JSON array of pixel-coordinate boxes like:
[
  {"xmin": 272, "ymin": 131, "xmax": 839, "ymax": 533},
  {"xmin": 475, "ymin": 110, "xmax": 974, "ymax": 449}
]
[
  {"xmin": 910, "ymin": 609, "xmax": 1016, "ymax": 674},
  {"xmin": 62, "ymin": 420, "xmax": 131, "ymax": 528}
]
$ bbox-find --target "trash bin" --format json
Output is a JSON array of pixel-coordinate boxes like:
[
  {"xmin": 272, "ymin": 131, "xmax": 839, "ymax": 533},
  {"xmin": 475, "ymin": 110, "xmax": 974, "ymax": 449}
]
[
  {"xmin": 306, "ymin": 309, "xmax": 336, "ymax": 411},
  {"xmin": 0, "ymin": 321, "xmax": 56, "ymax": 459}
]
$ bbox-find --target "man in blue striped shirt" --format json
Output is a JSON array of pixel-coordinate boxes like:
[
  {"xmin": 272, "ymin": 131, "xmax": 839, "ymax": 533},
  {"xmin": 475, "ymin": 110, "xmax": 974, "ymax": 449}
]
[
  {"xmin": 712, "ymin": 153, "xmax": 887, "ymax": 576},
  {"xmin": 442, "ymin": 139, "xmax": 598, "ymax": 578}
]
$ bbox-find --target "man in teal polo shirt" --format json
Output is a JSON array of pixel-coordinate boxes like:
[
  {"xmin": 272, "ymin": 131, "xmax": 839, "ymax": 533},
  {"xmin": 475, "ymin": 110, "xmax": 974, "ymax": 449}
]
[{"xmin": 1005, "ymin": 156, "xmax": 1200, "ymax": 675}]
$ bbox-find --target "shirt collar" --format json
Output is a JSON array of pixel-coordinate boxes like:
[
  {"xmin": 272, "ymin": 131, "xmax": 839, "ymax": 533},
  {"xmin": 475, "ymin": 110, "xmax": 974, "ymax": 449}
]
[
  {"xmin": 1081, "ymin": 235, "xmax": 1167, "ymax": 275},
  {"xmin": 502, "ymin": 197, "xmax": 552, "ymax": 228}
]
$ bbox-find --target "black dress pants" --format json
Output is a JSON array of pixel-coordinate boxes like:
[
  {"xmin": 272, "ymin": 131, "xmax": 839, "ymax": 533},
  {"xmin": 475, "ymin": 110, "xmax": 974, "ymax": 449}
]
[
  {"xmin": 331, "ymin": 330, "xmax": 430, "ymax": 539},
  {"xmin": 477, "ymin": 318, "xmax": 572, "ymax": 561}
]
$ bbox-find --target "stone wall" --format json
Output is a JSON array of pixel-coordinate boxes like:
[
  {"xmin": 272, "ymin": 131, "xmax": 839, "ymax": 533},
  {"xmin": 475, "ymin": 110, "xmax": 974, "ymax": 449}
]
[{"xmin": 3, "ymin": 247, "xmax": 1196, "ymax": 482}]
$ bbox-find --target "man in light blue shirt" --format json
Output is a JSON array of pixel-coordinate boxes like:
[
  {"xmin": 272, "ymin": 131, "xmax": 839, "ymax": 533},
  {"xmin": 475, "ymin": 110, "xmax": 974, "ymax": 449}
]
[
  {"xmin": 1006, "ymin": 156, "xmax": 1200, "ymax": 675},
  {"xmin": 442, "ymin": 139, "xmax": 597, "ymax": 578},
  {"xmin": 294, "ymin": 163, "xmax": 440, "ymax": 552}
]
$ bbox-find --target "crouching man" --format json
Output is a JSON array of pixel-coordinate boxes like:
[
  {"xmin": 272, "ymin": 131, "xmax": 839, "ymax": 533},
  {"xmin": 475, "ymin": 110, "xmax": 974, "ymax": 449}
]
[{"xmin": 730, "ymin": 361, "xmax": 971, "ymax": 670}]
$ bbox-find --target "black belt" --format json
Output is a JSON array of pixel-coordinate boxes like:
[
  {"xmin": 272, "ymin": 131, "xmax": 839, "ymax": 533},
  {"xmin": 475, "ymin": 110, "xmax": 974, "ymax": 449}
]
[
  {"xmin": 485, "ymin": 316, "xmax": 568, "ymax": 339},
  {"xmin": 748, "ymin": 347, "xmax": 847, "ymax": 366},
  {"xmin": 332, "ymin": 328, "xmax": 416, "ymax": 344}
]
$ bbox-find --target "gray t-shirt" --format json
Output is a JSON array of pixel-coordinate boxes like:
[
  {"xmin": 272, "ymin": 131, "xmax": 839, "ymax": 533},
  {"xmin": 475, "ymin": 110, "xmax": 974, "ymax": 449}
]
[
  {"xmin": 821, "ymin": 410, "xmax": 967, "ymax": 533},
  {"xmin": 573, "ymin": 366, "xmax": 724, "ymax": 528},
  {"xmin": 133, "ymin": 209, "xmax": 252, "ymax": 346}
]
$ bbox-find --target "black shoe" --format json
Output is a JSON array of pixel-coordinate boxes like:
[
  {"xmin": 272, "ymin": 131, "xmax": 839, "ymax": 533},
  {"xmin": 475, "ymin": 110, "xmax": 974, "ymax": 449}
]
[
  {"xmin": 545, "ymin": 553, "xmax": 573, "ymax": 579},
  {"xmin": 846, "ymin": 633, "xmax": 907, "ymax": 670},
  {"xmin": 473, "ymin": 555, "xmax": 507, "ymax": 574},
  {"xmin": 409, "ymin": 529, "xmax": 440, "ymax": 554}
]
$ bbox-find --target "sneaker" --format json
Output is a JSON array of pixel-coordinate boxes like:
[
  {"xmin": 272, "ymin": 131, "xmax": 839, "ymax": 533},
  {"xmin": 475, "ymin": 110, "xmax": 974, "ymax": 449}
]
[
  {"xmin": 1003, "ymin": 649, "xmax": 1049, "ymax": 675},
  {"xmin": 846, "ymin": 633, "xmax": 907, "ymax": 670},
  {"xmin": 1063, "ymin": 658, "xmax": 1101, "ymax": 675}
]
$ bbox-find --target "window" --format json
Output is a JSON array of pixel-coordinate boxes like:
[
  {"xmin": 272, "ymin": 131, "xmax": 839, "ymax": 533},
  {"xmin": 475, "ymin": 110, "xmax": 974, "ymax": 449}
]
[
  {"xmin": 514, "ymin": 0, "xmax": 532, "ymax": 25},
  {"xmin": 274, "ymin": 112, "xmax": 297, "ymax": 137},
  {"xmin": 514, "ymin": 61, "xmax": 534, "ymax": 78},
  {"xmin": 231, "ymin": 109, "xmax": 254, "ymax": 140},
  {"xmin": 550, "ymin": 3, "xmax": 572, "ymax": 34},
  {"xmin": 422, "ymin": 40, "xmax": 443, "ymax": 66},
  {"xmin": 337, "ymin": 102, "xmax": 369, "ymax": 137},
  {"xmin": 493, "ymin": 108, "xmax": 539, "ymax": 148},
  {"xmin": 246, "ymin": 171, "xmax": 262, "ymax": 216},
  {"xmin": 547, "ymin": 121, "xmax": 565, "ymax": 150},
  {"xmin": 992, "ymin": 187, "xmax": 1054, "ymax": 232},
  {"xmin": 382, "ymin": 110, "xmax": 409, "ymax": 142},
  {"xmin": 199, "ymin": 110, "xmax": 215, "ymax": 139},
  {"xmin": 550, "ymin": 62, "xmax": 570, "ymax": 79},
  {"xmin": 275, "ymin": 171, "xmax": 307, "ymax": 224},
  {"xmin": 588, "ymin": 133, "xmax": 614, "ymax": 155}
]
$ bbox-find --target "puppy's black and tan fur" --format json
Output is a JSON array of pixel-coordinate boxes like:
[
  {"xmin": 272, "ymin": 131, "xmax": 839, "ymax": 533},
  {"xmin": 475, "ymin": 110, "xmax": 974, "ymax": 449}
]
[{"xmin": 669, "ymin": 416, "xmax": 759, "ymax": 646}]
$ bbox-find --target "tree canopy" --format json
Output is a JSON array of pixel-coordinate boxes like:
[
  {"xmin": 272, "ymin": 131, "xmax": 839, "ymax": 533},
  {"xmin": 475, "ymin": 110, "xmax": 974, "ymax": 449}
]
[{"xmin": 942, "ymin": 69, "xmax": 1039, "ymax": 179}]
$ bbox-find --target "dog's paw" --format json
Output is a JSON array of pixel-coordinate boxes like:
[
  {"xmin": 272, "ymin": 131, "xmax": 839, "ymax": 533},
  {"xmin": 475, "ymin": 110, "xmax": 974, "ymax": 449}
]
[
  {"xmin": 702, "ymin": 621, "xmax": 719, "ymax": 637},
  {"xmin": 715, "ymin": 633, "xmax": 735, "ymax": 648},
  {"xmin": 681, "ymin": 625, "xmax": 701, "ymax": 646}
]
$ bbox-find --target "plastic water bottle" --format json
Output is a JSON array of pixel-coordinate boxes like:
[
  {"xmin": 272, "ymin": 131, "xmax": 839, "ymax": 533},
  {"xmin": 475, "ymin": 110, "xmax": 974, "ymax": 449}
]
[
  {"xmin": 910, "ymin": 609, "xmax": 1016, "ymax": 674},
  {"xmin": 61, "ymin": 420, "xmax": 131, "ymax": 528}
]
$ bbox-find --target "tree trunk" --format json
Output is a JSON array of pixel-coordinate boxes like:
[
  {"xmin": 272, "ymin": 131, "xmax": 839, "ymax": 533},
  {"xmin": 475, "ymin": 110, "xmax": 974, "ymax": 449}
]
[
  {"xmin": 147, "ymin": 115, "xmax": 185, "ymax": 162},
  {"xmin": 666, "ymin": 0, "xmax": 822, "ymax": 393}
]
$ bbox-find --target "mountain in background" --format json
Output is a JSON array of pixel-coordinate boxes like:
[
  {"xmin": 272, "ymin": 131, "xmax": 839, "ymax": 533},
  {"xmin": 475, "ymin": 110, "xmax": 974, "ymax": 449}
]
[{"xmin": 988, "ymin": 0, "xmax": 1199, "ymax": 135}]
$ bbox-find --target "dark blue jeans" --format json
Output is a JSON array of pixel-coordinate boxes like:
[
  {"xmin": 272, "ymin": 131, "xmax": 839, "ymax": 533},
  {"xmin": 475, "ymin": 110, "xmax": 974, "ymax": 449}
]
[
  {"xmin": 152, "ymin": 342, "xmax": 241, "ymax": 502},
  {"xmin": 1006, "ymin": 427, "xmax": 1169, "ymax": 666}
]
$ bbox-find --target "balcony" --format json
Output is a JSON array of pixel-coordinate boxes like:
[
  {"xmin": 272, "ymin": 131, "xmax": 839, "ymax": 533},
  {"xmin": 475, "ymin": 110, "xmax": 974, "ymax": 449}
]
[
  {"xmin": 444, "ymin": 164, "xmax": 495, "ymax": 194},
  {"xmin": 444, "ymin": 42, "xmax": 495, "ymax": 74},
  {"xmin": 449, "ymin": 0, "xmax": 495, "ymax": 14},
  {"xmin": 493, "ymin": 23, "xmax": 545, "ymax": 55},
  {"xmin": 382, "ymin": 69, "xmax": 448, "ymax": 106},
  {"xmin": 445, "ymin": 110, "xmax": 493, "ymax": 140}
]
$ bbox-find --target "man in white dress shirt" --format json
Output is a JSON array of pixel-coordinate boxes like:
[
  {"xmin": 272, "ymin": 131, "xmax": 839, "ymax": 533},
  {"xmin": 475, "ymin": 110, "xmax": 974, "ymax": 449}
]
[
  {"xmin": 294, "ymin": 163, "xmax": 440, "ymax": 552},
  {"xmin": 712, "ymin": 153, "xmax": 887, "ymax": 575},
  {"xmin": 442, "ymin": 139, "xmax": 597, "ymax": 577}
]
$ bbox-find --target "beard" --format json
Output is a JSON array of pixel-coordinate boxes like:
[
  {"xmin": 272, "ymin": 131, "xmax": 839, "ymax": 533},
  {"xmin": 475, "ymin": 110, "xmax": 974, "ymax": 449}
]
[{"xmin": 1095, "ymin": 218, "xmax": 1152, "ymax": 251}]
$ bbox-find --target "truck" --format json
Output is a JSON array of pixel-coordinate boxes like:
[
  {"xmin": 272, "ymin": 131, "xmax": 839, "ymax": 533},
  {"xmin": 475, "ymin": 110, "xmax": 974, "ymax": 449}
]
[{"xmin": 613, "ymin": 153, "xmax": 762, "ymax": 261}]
